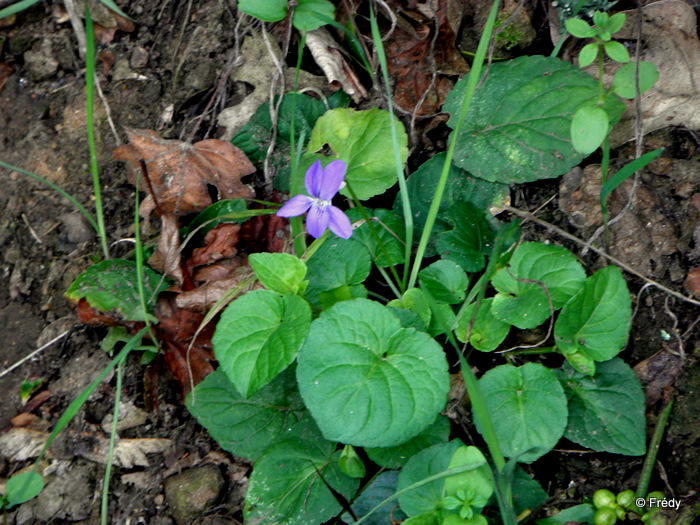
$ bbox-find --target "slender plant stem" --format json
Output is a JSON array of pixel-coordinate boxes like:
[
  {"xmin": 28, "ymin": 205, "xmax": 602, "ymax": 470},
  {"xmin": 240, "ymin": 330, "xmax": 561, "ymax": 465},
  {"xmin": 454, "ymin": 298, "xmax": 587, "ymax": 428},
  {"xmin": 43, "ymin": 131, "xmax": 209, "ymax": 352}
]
[
  {"xmin": 85, "ymin": 3, "xmax": 109, "ymax": 259},
  {"xmin": 600, "ymin": 136, "xmax": 611, "ymax": 252},
  {"xmin": 636, "ymin": 398, "xmax": 674, "ymax": 499},
  {"xmin": 101, "ymin": 358, "xmax": 123, "ymax": 524},
  {"xmin": 289, "ymin": 32, "xmax": 308, "ymax": 257},
  {"xmin": 408, "ymin": 0, "xmax": 501, "ymax": 290},
  {"xmin": 369, "ymin": 3, "xmax": 413, "ymax": 288}
]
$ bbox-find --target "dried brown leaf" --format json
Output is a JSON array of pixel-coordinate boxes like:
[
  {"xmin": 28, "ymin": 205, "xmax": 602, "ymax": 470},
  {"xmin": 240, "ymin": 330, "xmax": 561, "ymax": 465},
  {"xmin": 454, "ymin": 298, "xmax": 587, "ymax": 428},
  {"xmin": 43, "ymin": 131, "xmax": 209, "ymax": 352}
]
[
  {"xmin": 188, "ymin": 223, "xmax": 240, "ymax": 268},
  {"xmin": 384, "ymin": 0, "xmax": 468, "ymax": 115},
  {"xmin": 634, "ymin": 346, "xmax": 684, "ymax": 406},
  {"xmin": 177, "ymin": 266, "xmax": 261, "ymax": 313},
  {"xmin": 306, "ymin": 28, "xmax": 368, "ymax": 103},
  {"xmin": 114, "ymin": 128, "xmax": 255, "ymax": 216},
  {"xmin": 149, "ymin": 214, "xmax": 184, "ymax": 284}
]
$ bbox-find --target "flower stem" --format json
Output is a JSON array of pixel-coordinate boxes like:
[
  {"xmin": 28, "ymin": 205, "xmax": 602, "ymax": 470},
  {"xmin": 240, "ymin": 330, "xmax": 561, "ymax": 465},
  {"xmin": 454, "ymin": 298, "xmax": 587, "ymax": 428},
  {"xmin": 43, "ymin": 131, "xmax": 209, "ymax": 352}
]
[
  {"xmin": 369, "ymin": 3, "xmax": 412, "ymax": 289},
  {"xmin": 85, "ymin": 3, "xmax": 109, "ymax": 259},
  {"xmin": 408, "ymin": 0, "xmax": 501, "ymax": 290},
  {"xmin": 289, "ymin": 32, "xmax": 308, "ymax": 257}
]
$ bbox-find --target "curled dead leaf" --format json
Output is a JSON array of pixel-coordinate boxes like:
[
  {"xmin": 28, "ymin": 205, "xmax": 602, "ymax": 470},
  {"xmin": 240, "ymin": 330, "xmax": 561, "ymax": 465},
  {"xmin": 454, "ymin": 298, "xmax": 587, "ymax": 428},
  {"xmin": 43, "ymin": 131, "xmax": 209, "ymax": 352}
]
[
  {"xmin": 176, "ymin": 266, "xmax": 261, "ymax": 313},
  {"xmin": 149, "ymin": 214, "xmax": 184, "ymax": 284},
  {"xmin": 114, "ymin": 128, "xmax": 255, "ymax": 216},
  {"xmin": 188, "ymin": 223, "xmax": 241, "ymax": 268},
  {"xmin": 306, "ymin": 28, "xmax": 368, "ymax": 103}
]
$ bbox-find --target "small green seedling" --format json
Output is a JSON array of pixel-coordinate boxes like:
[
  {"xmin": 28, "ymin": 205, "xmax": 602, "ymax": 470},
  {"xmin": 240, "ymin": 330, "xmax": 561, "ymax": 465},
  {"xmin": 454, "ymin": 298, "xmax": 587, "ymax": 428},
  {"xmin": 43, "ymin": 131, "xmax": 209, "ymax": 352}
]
[
  {"xmin": 566, "ymin": 11, "xmax": 659, "ymax": 155},
  {"xmin": 19, "ymin": 377, "xmax": 44, "ymax": 404}
]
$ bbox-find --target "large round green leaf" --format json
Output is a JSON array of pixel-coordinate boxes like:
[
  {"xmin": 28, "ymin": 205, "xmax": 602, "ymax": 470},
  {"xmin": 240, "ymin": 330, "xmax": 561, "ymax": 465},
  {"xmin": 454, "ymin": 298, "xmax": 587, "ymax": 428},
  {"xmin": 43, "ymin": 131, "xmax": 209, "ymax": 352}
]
[
  {"xmin": 307, "ymin": 107, "xmax": 408, "ymax": 200},
  {"xmin": 475, "ymin": 363, "xmax": 568, "ymax": 463},
  {"xmin": 557, "ymin": 358, "xmax": 646, "ymax": 455},
  {"xmin": 443, "ymin": 55, "xmax": 625, "ymax": 183},
  {"xmin": 304, "ymin": 237, "xmax": 372, "ymax": 308},
  {"xmin": 397, "ymin": 441, "xmax": 490, "ymax": 518},
  {"xmin": 186, "ymin": 368, "xmax": 315, "ymax": 461},
  {"xmin": 491, "ymin": 242, "xmax": 586, "ymax": 329},
  {"xmin": 297, "ymin": 299, "xmax": 450, "ymax": 447},
  {"xmin": 554, "ymin": 266, "xmax": 632, "ymax": 373},
  {"xmin": 213, "ymin": 290, "xmax": 311, "ymax": 398},
  {"xmin": 245, "ymin": 437, "xmax": 359, "ymax": 525}
]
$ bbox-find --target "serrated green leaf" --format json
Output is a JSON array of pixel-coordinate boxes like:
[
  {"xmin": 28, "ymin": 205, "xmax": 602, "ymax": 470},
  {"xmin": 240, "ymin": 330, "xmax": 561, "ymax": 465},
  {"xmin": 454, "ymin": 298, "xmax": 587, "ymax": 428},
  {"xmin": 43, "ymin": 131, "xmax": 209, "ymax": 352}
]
[
  {"xmin": 293, "ymin": 0, "xmax": 335, "ymax": 31},
  {"xmin": 455, "ymin": 298, "xmax": 510, "ymax": 352},
  {"xmin": 490, "ymin": 242, "xmax": 586, "ymax": 329},
  {"xmin": 237, "ymin": 0, "xmax": 287, "ymax": 22},
  {"xmin": 612, "ymin": 61, "xmax": 659, "ymax": 99},
  {"xmin": 306, "ymin": 107, "xmax": 408, "ymax": 200},
  {"xmin": 346, "ymin": 208, "xmax": 406, "ymax": 267},
  {"xmin": 232, "ymin": 92, "xmax": 349, "ymax": 191},
  {"xmin": 245, "ymin": 437, "xmax": 359, "ymax": 525},
  {"xmin": 475, "ymin": 363, "xmax": 568, "ymax": 462},
  {"xmin": 565, "ymin": 18, "xmax": 596, "ymax": 38},
  {"xmin": 420, "ymin": 260, "xmax": 469, "ymax": 304},
  {"xmin": 397, "ymin": 441, "xmax": 489, "ymax": 517},
  {"xmin": 366, "ymin": 416, "xmax": 451, "ymax": 469},
  {"xmin": 5, "ymin": 471, "xmax": 43, "ymax": 508},
  {"xmin": 65, "ymin": 259, "xmax": 168, "ymax": 323},
  {"xmin": 436, "ymin": 202, "xmax": 495, "ymax": 273},
  {"xmin": 571, "ymin": 105, "xmax": 609, "ymax": 155},
  {"xmin": 444, "ymin": 55, "xmax": 625, "ymax": 183},
  {"xmin": 557, "ymin": 358, "xmax": 646, "ymax": 455},
  {"xmin": 304, "ymin": 237, "xmax": 372, "ymax": 308},
  {"xmin": 249, "ymin": 253, "xmax": 307, "ymax": 295},
  {"xmin": 343, "ymin": 470, "xmax": 408, "ymax": 525},
  {"xmin": 213, "ymin": 290, "xmax": 311, "ymax": 398},
  {"xmin": 554, "ymin": 266, "xmax": 632, "ymax": 371},
  {"xmin": 604, "ymin": 40, "xmax": 630, "ymax": 63},
  {"xmin": 297, "ymin": 299, "xmax": 449, "ymax": 447},
  {"xmin": 394, "ymin": 153, "xmax": 509, "ymax": 255},
  {"xmin": 186, "ymin": 368, "xmax": 316, "ymax": 461},
  {"xmin": 578, "ymin": 43, "xmax": 599, "ymax": 68}
]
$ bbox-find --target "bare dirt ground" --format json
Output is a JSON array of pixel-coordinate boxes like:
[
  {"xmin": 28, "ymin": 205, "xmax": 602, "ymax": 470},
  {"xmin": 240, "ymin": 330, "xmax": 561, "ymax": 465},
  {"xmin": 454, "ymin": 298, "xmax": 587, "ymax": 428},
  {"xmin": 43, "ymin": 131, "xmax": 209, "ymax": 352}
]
[{"xmin": 0, "ymin": 0, "xmax": 699, "ymax": 524}]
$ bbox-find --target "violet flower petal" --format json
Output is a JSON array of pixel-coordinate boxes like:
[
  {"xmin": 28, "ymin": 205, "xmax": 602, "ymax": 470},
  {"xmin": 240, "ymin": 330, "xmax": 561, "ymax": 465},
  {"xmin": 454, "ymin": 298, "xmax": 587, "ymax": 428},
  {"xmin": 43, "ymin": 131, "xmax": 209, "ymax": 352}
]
[
  {"xmin": 318, "ymin": 160, "xmax": 346, "ymax": 201},
  {"xmin": 277, "ymin": 194, "xmax": 313, "ymax": 217},
  {"xmin": 328, "ymin": 205, "xmax": 353, "ymax": 239},
  {"xmin": 305, "ymin": 159, "xmax": 323, "ymax": 198},
  {"xmin": 306, "ymin": 204, "xmax": 330, "ymax": 239}
]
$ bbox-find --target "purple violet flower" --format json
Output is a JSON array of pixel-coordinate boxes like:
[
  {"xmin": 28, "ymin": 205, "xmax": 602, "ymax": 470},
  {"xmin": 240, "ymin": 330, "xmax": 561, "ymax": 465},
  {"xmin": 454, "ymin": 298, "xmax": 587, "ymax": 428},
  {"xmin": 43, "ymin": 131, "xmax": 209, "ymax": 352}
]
[{"xmin": 277, "ymin": 159, "xmax": 353, "ymax": 239}]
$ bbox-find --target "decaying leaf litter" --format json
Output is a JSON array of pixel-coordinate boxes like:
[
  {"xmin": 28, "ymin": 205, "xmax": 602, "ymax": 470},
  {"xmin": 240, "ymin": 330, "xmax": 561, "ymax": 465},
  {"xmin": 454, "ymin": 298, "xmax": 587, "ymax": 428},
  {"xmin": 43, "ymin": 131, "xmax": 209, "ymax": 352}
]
[{"xmin": 0, "ymin": 0, "xmax": 699, "ymax": 523}]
